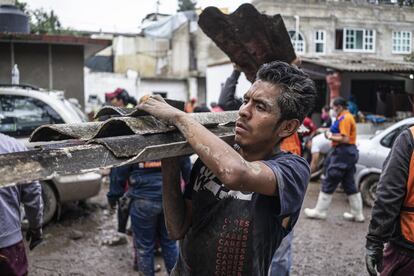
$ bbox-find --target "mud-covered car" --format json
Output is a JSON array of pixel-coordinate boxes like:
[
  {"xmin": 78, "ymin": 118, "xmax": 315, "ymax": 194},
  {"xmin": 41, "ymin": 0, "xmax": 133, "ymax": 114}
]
[
  {"xmin": 355, "ymin": 117, "xmax": 414, "ymax": 206},
  {"xmin": 0, "ymin": 84, "xmax": 102, "ymax": 225}
]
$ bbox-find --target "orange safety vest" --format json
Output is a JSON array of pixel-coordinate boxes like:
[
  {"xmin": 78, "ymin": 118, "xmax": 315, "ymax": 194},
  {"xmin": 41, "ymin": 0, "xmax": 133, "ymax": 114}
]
[
  {"xmin": 280, "ymin": 132, "xmax": 302, "ymax": 156},
  {"xmin": 400, "ymin": 127, "xmax": 414, "ymax": 242}
]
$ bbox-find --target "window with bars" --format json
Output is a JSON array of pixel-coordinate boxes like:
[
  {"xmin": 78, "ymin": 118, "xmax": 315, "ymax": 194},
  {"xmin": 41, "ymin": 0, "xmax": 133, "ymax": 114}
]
[
  {"xmin": 315, "ymin": 30, "xmax": 326, "ymax": 54},
  {"xmin": 289, "ymin": 30, "xmax": 305, "ymax": 54},
  {"xmin": 343, "ymin": 29, "xmax": 375, "ymax": 52},
  {"xmin": 392, "ymin": 31, "xmax": 412, "ymax": 54}
]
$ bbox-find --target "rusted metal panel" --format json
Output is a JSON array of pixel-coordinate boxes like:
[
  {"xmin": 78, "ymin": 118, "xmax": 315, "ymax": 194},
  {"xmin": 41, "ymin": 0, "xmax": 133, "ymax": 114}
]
[
  {"xmin": 198, "ymin": 3, "xmax": 296, "ymax": 82},
  {"xmin": 0, "ymin": 121, "xmax": 236, "ymax": 188},
  {"xmin": 30, "ymin": 111, "xmax": 238, "ymax": 142}
]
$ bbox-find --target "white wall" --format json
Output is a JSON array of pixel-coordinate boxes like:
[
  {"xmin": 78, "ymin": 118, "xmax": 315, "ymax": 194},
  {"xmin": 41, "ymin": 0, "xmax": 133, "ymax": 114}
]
[
  {"xmin": 85, "ymin": 69, "xmax": 188, "ymax": 110},
  {"xmin": 206, "ymin": 63, "xmax": 251, "ymax": 107},
  {"xmin": 137, "ymin": 79, "xmax": 187, "ymax": 101},
  {"xmin": 84, "ymin": 69, "xmax": 138, "ymax": 105}
]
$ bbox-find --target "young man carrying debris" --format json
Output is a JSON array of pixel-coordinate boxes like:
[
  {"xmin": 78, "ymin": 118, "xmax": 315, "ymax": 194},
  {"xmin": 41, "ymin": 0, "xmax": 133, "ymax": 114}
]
[{"xmin": 138, "ymin": 61, "xmax": 316, "ymax": 275}]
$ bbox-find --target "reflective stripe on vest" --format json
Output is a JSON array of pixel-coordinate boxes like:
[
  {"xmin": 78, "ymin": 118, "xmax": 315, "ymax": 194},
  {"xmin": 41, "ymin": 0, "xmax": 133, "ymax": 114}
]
[{"xmin": 400, "ymin": 127, "xmax": 414, "ymax": 242}]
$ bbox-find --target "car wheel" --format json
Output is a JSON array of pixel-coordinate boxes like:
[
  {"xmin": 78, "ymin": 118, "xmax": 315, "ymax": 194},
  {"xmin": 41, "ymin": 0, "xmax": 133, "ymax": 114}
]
[
  {"xmin": 360, "ymin": 174, "xmax": 379, "ymax": 207},
  {"xmin": 41, "ymin": 181, "xmax": 58, "ymax": 225}
]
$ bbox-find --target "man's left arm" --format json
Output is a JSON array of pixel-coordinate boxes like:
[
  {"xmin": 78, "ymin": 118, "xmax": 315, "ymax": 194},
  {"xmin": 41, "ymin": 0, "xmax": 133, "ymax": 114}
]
[{"xmin": 138, "ymin": 96, "xmax": 278, "ymax": 196}]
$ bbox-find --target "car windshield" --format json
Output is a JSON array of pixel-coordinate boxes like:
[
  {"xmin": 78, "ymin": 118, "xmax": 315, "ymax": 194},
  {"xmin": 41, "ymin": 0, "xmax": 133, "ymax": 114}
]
[{"xmin": 63, "ymin": 99, "xmax": 88, "ymax": 122}]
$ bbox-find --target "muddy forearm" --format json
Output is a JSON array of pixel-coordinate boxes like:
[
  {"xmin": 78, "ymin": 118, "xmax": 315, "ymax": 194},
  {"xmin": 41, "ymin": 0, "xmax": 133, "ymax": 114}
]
[
  {"xmin": 174, "ymin": 114, "xmax": 247, "ymax": 186},
  {"xmin": 161, "ymin": 158, "xmax": 189, "ymax": 240}
]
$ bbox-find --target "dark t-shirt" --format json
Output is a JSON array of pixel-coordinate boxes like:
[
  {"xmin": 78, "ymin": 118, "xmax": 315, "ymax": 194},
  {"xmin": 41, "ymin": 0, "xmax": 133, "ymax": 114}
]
[{"xmin": 173, "ymin": 151, "xmax": 310, "ymax": 276}]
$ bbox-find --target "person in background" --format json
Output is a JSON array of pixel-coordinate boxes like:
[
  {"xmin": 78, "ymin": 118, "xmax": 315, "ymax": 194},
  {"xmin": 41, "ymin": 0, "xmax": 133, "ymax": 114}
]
[
  {"xmin": 348, "ymin": 95, "xmax": 358, "ymax": 116},
  {"xmin": 105, "ymin": 88, "xmax": 137, "ymax": 108},
  {"xmin": 193, "ymin": 105, "xmax": 211, "ymax": 113},
  {"xmin": 218, "ymin": 64, "xmax": 243, "ymax": 111},
  {"xmin": 302, "ymin": 116, "xmax": 317, "ymax": 139},
  {"xmin": 108, "ymin": 158, "xmax": 190, "ymax": 275},
  {"xmin": 304, "ymin": 97, "xmax": 363, "ymax": 222},
  {"xmin": 309, "ymin": 133, "xmax": 332, "ymax": 175},
  {"xmin": 210, "ymin": 102, "xmax": 223, "ymax": 112},
  {"xmin": 366, "ymin": 126, "xmax": 414, "ymax": 276},
  {"xmin": 0, "ymin": 133, "xmax": 43, "ymax": 276},
  {"xmin": 321, "ymin": 105, "xmax": 332, "ymax": 128},
  {"xmin": 185, "ymin": 98, "xmax": 197, "ymax": 113}
]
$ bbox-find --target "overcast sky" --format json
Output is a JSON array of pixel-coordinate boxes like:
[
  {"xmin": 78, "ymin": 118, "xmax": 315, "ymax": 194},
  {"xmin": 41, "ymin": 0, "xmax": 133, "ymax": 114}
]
[{"xmin": 22, "ymin": 0, "xmax": 251, "ymax": 33}]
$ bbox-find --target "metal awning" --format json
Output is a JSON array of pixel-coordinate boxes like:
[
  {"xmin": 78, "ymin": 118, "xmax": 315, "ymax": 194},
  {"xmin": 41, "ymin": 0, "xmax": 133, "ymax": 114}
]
[
  {"xmin": 301, "ymin": 55, "xmax": 414, "ymax": 75},
  {"xmin": 0, "ymin": 33, "xmax": 112, "ymax": 59}
]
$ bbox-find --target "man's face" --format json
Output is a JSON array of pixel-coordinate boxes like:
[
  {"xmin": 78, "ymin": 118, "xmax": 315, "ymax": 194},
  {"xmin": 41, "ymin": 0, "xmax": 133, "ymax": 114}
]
[{"xmin": 235, "ymin": 80, "xmax": 282, "ymax": 148}]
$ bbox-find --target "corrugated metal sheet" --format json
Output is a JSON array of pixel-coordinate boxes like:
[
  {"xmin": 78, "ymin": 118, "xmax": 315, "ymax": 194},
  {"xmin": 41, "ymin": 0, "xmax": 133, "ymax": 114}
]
[
  {"xmin": 30, "ymin": 111, "xmax": 238, "ymax": 142},
  {"xmin": 0, "ymin": 109, "xmax": 238, "ymax": 188}
]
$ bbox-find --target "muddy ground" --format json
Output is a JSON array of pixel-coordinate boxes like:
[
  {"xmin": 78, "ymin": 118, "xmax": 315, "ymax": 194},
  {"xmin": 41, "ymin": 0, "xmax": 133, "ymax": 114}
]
[{"xmin": 27, "ymin": 181, "xmax": 371, "ymax": 275}]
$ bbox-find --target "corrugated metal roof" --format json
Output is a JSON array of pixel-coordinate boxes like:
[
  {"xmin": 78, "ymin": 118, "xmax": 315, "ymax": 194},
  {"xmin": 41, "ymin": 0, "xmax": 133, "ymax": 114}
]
[
  {"xmin": 0, "ymin": 33, "xmax": 112, "ymax": 58},
  {"xmin": 0, "ymin": 109, "xmax": 238, "ymax": 188},
  {"xmin": 302, "ymin": 56, "xmax": 414, "ymax": 73}
]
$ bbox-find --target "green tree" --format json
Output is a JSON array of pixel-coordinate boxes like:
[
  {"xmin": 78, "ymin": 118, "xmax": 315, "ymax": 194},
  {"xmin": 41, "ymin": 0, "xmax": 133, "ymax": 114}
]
[
  {"xmin": 30, "ymin": 9, "xmax": 62, "ymax": 34},
  {"xmin": 177, "ymin": 0, "xmax": 197, "ymax": 11},
  {"xmin": 16, "ymin": 0, "xmax": 74, "ymax": 35}
]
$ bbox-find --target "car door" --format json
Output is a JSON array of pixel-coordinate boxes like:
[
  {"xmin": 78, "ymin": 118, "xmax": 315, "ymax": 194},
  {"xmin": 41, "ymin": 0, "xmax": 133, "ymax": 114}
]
[
  {"xmin": 375, "ymin": 123, "xmax": 414, "ymax": 169},
  {"xmin": 0, "ymin": 94, "xmax": 64, "ymax": 142}
]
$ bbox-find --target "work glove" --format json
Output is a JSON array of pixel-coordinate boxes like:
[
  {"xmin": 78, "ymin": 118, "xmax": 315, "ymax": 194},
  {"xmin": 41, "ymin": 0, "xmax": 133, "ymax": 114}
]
[
  {"xmin": 26, "ymin": 227, "xmax": 43, "ymax": 250},
  {"xmin": 365, "ymin": 238, "xmax": 384, "ymax": 276}
]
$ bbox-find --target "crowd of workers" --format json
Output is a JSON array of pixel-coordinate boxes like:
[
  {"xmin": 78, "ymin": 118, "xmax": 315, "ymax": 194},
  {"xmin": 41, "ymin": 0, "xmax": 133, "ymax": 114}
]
[{"xmin": 1, "ymin": 60, "xmax": 414, "ymax": 276}]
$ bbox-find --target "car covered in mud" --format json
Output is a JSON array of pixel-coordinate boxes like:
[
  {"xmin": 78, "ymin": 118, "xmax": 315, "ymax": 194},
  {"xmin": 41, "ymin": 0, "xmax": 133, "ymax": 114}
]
[
  {"xmin": 0, "ymin": 84, "xmax": 102, "ymax": 225},
  {"xmin": 355, "ymin": 117, "xmax": 414, "ymax": 206}
]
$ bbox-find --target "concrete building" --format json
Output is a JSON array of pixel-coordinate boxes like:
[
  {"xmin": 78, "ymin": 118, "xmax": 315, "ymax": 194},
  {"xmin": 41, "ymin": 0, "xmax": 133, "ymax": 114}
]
[
  {"xmin": 86, "ymin": 11, "xmax": 208, "ymax": 108},
  {"xmin": 205, "ymin": 0, "xmax": 414, "ymax": 117},
  {"xmin": 252, "ymin": 0, "xmax": 414, "ymax": 116}
]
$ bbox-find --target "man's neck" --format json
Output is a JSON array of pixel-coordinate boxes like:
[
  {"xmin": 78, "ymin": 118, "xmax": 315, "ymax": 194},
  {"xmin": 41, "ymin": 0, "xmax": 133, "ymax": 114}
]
[{"xmin": 238, "ymin": 143, "xmax": 281, "ymax": 162}]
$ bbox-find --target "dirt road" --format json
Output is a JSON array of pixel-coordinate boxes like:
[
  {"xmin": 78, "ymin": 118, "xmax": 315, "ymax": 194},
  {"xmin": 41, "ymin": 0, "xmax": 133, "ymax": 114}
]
[{"xmin": 28, "ymin": 181, "xmax": 371, "ymax": 275}]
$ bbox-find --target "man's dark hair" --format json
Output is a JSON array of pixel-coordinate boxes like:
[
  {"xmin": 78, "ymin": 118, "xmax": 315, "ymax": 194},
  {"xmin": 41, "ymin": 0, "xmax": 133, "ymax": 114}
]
[
  {"xmin": 332, "ymin": 97, "xmax": 348, "ymax": 108},
  {"xmin": 256, "ymin": 61, "xmax": 316, "ymax": 123}
]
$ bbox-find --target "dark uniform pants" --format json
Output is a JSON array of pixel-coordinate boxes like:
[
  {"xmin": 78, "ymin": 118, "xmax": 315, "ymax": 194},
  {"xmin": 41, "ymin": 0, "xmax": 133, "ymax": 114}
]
[{"xmin": 322, "ymin": 144, "xmax": 359, "ymax": 195}]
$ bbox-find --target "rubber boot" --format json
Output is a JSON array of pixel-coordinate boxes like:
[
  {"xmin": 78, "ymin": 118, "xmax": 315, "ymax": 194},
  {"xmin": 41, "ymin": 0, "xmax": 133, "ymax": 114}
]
[
  {"xmin": 343, "ymin": 192, "xmax": 365, "ymax": 222},
  {"xmin": 304, "ymin": 192, "xmax": 333, "ymax": 220}
]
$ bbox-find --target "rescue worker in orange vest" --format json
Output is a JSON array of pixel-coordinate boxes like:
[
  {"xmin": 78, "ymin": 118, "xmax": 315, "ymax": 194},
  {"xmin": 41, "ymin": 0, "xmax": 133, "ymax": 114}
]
[
  {"xmin": 304, "ymin": 97, "xmax": 364, "ymax": 222},
  {"xmin": 366, "ymin": 126, "xmax": 414, "ymax": 276}
]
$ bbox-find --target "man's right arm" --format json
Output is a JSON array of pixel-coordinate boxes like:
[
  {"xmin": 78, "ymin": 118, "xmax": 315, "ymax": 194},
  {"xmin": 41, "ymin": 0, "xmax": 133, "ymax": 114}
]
[{"xmin": 161, "ymin": 157, "xmax": 192, "ymax": 240}]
